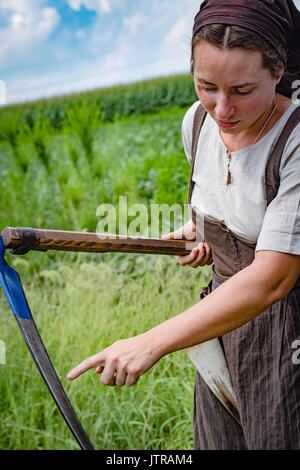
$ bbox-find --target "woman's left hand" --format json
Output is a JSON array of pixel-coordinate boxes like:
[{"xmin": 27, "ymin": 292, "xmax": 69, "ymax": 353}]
[{"xmin": 67, "ymin": 332, "xmax": 162, "ymax": 387}]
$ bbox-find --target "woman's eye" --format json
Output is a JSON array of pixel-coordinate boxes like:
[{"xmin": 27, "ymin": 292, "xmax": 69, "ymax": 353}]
[
  {"xmin": 234, "ymin": 89, "xmax": 252, "ymax": 95},
  {"xmin": 197, "ymin": 84, "xmax": 253, "ymax": 95},
  {"xmin": 199, "ymin": 86, "xmax": 217, "ymax": 92}
]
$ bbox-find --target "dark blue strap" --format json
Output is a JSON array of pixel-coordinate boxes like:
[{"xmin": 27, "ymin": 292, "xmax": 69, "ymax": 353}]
[
  {"xmin": 0, "ymin": 235, "xmax": 95, "ymax": 449},
  {"xmin": 0, "ymin": 236, "xmax": 32, "ymax": 319}
]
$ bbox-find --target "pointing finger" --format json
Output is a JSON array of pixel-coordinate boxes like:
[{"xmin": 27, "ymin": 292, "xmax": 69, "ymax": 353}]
[{"xmin": 67, "ymin": 353, "xmax": 104, "ymax": 380}]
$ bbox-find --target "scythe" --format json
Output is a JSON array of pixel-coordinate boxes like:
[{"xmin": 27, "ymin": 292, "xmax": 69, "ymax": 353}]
[{"xmin": 0, "ymin": 226, "xmax": 241, "ymax": 450}]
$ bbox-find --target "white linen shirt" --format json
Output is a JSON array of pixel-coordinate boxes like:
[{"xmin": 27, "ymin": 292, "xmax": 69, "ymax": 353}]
[{"xmin": 182, "ymin": 100, "xmax": 300, "ymax": 254}]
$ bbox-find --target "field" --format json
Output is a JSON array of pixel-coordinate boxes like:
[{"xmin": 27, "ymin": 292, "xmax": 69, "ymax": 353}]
[{"xmin": 0, "ymin": 75, "xmax": 212, "ymax": 450}]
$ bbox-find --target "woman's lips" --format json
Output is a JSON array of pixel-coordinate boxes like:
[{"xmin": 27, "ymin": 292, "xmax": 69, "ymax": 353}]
[{"xmin": 217, "ymin": 119, "xmax": 240, "ymax": 128}]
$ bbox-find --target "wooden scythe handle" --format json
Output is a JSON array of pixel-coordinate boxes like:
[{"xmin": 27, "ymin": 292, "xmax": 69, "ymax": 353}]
[{"xmin": 1, "ymin": 227, "xmax": 198, "ymax": 256}]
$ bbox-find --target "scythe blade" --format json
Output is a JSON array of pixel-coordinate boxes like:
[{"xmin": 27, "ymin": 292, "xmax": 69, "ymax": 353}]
[{"xmin": 0, "ymin": 236, "xmax": 95, "ymax": 450}]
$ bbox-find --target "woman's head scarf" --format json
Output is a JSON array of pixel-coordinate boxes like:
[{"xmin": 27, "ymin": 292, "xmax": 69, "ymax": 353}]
[{"xmin": 193, "ymin": 0, "xmax": 300, "ymax": 98}]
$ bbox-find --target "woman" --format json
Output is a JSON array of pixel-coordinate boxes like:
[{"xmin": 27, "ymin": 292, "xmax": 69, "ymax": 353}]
[{"xmin": 67, "ymin": 0, "xmax": 300, "ymax": 450}]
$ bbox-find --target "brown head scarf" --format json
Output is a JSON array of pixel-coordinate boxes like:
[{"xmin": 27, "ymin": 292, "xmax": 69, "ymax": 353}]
[{"xmin": 193, "ymin": 0, "xmax": 300, "ymax": 98}]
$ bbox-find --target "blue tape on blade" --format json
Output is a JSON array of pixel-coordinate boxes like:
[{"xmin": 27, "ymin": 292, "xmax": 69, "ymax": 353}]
[{"xmin": 0, "ymin": 236, "xmax": 32, "ymax": 320}]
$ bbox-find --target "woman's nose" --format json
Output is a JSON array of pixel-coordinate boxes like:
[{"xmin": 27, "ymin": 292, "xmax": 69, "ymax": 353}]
[{"xmin": 214, "ymin": 95, "xmax": 235, "ymax": 120}]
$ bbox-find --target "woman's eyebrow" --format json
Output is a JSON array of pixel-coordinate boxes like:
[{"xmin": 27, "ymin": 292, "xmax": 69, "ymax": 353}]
[{"xmin": 196, "ymin": 78, "xmax": 258, "ymax": 88}]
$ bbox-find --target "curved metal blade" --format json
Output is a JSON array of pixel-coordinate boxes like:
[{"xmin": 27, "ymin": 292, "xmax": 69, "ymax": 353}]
[
  {"xmin": 0, "ymin": 237, "xmax": 95, "ymax": 450},
  {"xmin": 186, "ymin": 340, "xmax": 241, "ymax": 425}
]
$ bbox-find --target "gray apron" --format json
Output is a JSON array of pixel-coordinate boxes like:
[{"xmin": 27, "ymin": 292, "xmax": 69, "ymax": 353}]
[{"xmin": 188, "ymin": 104, "xmax": 300, "ymax": 450}]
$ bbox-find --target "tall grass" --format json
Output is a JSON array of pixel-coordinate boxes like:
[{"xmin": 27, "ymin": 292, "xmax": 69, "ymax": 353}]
[
  {"xmin": 0, "ymin": 254, "xmax": 211, "ymax": 450},
  {"xmin": 0, "ymin": 74, "xmax": 210, "ymax": 450}
]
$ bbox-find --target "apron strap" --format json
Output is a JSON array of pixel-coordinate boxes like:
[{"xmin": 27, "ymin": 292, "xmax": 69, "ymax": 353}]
[
  {"xmin": 188, "ymin": 103, "xmax": 207, "ymax": 225},
  {"xmin": 265, "ymin": 106, "xmax": 300, "ymax": 206}
]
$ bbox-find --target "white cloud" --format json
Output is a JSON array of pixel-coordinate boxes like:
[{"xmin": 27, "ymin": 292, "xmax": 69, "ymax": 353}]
[
  {"xmin": 67, "ymin": 0, "xmax": 111, "ymax": 13},
  {"xmin": 5, "ymin": 35, "xmax": 137, "ymax": 104},
  {"xmin": 164, "ymin": 16, "xmax": 190, "ymax": 49},
  {"xmin": 123, "ymin": 12, "xmax": 146, "ymax": 35},
  {"xmin": 3, "ymin": 0, "xmax": 200, "ymax": 104},
  {"xmin": 0, "ymin": 0, "xmax": 60, "ymax": 65},
  {"xmin": 159, "ymin": 0, "xmax": 200, "ymax": 70}
]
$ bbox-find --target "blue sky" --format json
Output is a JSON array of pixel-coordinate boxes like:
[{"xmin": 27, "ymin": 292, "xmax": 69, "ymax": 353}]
[
  {"xmin": 1, "ymin": 0, "xmax": 299, "ymax": 105},
  {"xmin": 0, "ymin": 0, "xmax": 201, "ymax": 104}
]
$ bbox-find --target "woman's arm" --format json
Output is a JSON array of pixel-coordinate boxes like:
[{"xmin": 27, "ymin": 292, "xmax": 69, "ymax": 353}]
[
  {"xmin": 150, "ymin": 250, "xmax": 300, "ymax": 354},
  {"xmin": 67, "ymin": 250, "xmax": 300, "ymax": 386}
]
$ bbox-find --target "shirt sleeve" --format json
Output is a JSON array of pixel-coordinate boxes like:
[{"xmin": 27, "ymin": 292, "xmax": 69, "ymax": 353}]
[
  {"xmin": 256, "ymin": 124, "xmax": 300, "ymax": 255},
  {"xmin": 181, "ymin": 100, "xmax": 201, "ymax": 165}
]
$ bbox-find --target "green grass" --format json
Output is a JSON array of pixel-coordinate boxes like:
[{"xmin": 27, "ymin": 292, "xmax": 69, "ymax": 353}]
[
  {"xmin": 0, "ymin": 254, "xmax": 211, "ymax": 450},
  {"xmin": 0, "ymin": 74, "xmax": 196, "ymax": 131},
  {"xmin": 0, "ymin": 75, "xmax": 197, "ymax": 240},
  {"xmin": 0, "ymin": 74, "xmax": 210, "ymax": 450},
  {"xmin": 0, "ymin": 106, "xmax": 192, "ymax": 241}
]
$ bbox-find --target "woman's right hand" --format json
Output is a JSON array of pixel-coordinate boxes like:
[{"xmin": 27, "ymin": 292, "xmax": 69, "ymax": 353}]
[{"xmin": 161, "ymin": 220, "xmax": 213, "ymax": 268}]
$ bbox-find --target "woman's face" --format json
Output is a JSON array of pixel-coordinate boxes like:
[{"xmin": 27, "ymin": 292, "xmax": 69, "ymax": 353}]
[{"xmin": 193, "ymin": 40, "xmax": 284, "ymax": 135}]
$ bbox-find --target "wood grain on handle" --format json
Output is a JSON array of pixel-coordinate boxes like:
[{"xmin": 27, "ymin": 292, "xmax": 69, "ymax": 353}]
[{"xmin": 1, "ymin": 227, "xmax": 198, "ymax": 256}]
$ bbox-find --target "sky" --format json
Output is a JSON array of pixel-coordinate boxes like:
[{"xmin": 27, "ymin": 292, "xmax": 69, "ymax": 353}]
[
  {"xmin": 0, "ymin": 0, "xmax": 201, "ymax": 104},
  {"xmin": 0, "ymin": 0, "xmax": 299, "ymax": 105}
]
